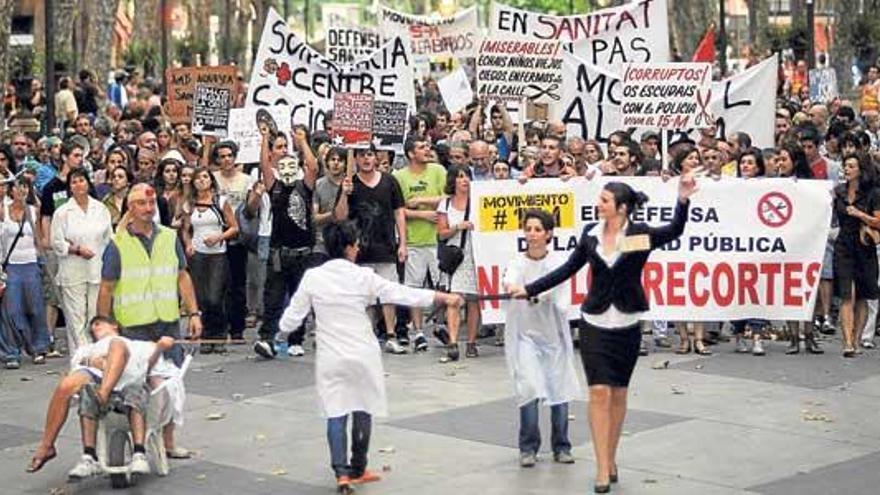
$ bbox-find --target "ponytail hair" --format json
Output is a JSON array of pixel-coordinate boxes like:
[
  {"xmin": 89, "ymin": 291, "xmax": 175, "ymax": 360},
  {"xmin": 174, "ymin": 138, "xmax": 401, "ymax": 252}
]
[{"xmin": 603, "ymin": 181, "xmax": 649, "ymax": 217}]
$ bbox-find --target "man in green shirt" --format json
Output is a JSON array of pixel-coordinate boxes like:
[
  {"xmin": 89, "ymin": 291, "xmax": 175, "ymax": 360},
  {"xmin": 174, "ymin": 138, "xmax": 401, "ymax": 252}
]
[{"xmin": 392, "ymin": 137, "xmax": 447, "ymax": 352}]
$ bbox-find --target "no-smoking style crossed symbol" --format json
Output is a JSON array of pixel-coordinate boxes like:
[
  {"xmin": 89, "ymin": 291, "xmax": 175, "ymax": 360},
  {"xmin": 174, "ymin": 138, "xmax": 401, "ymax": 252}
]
[
  {"xmin": 694, "ymin": 88, "xmax": 713, "ymax": 127},
  {"xmin": 757, "ymin": 192, "xmax": 793, "ymax": 228},
  {"xmin": 526, "ymin": 83, "xmax": 561, "ymax": 102}
]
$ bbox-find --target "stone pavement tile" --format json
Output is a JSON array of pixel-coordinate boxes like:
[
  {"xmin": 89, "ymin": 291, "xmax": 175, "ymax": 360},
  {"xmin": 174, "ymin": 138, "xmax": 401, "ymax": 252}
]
[
  {"xmin": 185, "ymin": 356, "xmax": 315, "ymax": 399},
  {"xmin": 2, "ymin": 435, "xmax": 85, "ymax": 495},
  {"xmin": 667, "ymin": 343, "xmax": 880, "ymax": 389},
  {"xmin": 749, "ymin": 450, "xmax": 880, "ymax": 495},
  {"xmin": 204, "ymin": 423, "xmax": 517, "ymax": 490},
  {"xmin": 842, "ymin": 373, "xmax": 880, "ymax": 398},
  {"xmin": 617, "ymin": 418, "xmax": 876, "ymax": 489},
  {"xmin": 626, "ymin": 366, "xmax": 880, "ymax": 446},
  {"xmin": 0, "ymin": 423, "xmax": 42, "ymax": 450},
  {"xmin": 388, "ymin": 397, "xmax": 689, "ymax": 450}
]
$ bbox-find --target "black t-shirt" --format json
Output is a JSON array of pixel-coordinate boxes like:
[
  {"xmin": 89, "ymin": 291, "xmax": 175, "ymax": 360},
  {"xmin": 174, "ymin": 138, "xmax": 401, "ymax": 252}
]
[
  {"xmin": 270, "ymin": 180, "xmax": 314, "ymax": 249},
  {"xmin": 74, "ymin": 83, "xmax": 99, "ymax": 114},
  {"xmin": 834, "ymin": 184, "xmax": 880, "ymax": 241},
  {"xmin": 348, "ymin": 172, "xmax": 404, "ymax": 264},
  {"xmin": 40, "ymin": 177, "xmax": 69, "ymax": 218}
]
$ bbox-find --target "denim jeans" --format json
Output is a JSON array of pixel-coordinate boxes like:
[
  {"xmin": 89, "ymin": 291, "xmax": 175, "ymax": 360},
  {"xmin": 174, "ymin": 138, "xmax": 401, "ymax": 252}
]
[
  {"xmin": 519, "ymin": 400, "xmax": 571, "ymax": 455},
  {"xmin": 190, "ymin": 252, "xmax": 229, "ymax": 340},
  {"xmin": 0, "ymin": 263, "xmax": 50, "ymax": 361},
  {"xmin": 327, "ymin": 412, "xmax": 372, "ymax": 478},
  {"xmin": 225, "ymin": 243, "xmax": 248, "ymax": 337},
  {"xmin": 260, "ymin": 250, "xmax": 321, "ymax": 345}
]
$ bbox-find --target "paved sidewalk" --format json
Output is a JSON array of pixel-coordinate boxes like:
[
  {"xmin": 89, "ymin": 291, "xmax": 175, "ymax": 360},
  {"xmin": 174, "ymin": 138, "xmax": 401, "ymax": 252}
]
[{"xmin": 2, "ymin": 332, "xmax": 880, "ymax": 494}]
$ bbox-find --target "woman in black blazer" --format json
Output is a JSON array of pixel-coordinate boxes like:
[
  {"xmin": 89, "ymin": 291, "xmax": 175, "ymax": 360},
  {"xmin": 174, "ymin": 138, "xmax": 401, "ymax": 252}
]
[{"xmin": 509, "ymin": 174, "xmax": 697, "ymax": 493}]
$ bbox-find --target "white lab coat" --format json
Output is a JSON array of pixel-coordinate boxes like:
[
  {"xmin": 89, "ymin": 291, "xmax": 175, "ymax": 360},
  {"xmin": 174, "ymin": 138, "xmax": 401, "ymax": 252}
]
[
  {"xmin": 502, "ymin": 252, "xmax": 582, "ymax": 407},
  {"xmin": 279, "ymin": 258, "xmax": 435, "ymax": 418}
]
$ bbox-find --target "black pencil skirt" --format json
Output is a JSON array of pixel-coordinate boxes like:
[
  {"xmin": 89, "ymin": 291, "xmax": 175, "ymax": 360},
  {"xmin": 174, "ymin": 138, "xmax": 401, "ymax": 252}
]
[{"xmin": 578, "ymin": 321, "xmax": 642, "ymax": 387}]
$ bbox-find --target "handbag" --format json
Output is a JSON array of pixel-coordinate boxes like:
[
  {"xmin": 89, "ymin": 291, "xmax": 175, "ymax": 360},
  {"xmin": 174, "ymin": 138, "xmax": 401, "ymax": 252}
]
[
  {"xmin": 860, "ymin": 224, "xmax": 880, "ymax": 246},
  {"xmin": 437, "ymin": 198, "xmax": 470, "ymax": 275}
]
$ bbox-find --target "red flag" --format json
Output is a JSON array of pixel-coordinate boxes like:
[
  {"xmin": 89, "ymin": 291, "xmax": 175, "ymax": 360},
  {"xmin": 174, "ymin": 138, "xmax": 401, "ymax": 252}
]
[{"xmin": 692, "ymin": 24, "xmax": 716, "ymax": 63}]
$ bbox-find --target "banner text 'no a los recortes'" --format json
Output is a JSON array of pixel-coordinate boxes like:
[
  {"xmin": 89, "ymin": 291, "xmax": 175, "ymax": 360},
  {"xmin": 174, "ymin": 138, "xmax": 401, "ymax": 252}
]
[{"xmin": 246, "ymin": 7, "xmax": 415, "ymax": 132}]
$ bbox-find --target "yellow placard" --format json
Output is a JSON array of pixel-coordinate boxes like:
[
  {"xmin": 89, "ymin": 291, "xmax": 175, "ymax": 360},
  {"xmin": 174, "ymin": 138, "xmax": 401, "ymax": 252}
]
[{"xmin": 478, "ymin": 192, "xmax": 575, "ymax": 232}]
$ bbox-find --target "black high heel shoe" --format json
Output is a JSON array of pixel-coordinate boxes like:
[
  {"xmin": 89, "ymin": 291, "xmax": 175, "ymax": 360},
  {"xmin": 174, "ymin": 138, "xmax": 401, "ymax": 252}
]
[
  {"xmin": 610, "ymin": 464, "xmax": 619, "ymax": 483},
  {"xmin": 594, "ymin": 483, "xmax": 611, "ymax": 493}
]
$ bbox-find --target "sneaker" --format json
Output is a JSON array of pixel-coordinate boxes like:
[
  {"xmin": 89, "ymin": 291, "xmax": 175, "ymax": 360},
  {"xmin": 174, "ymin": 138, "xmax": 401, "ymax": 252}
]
[
  {"xmin": 862, "ymin": 340, "xmax": 876, "ymax": 349},
  {"xmin": 520, "ymin": 452, "xmax": 537, "ymax": 468},
  {"xmin": 200, "ymin": 343, "xmax": 214, "ymax": 355},
  {"xmin": 288, "ymin": 344, "xmax": 305, "ymax": 357},
  {"xmin": 553, "ymin": 451, "xmax": 575, "ymax": 464},
  {"xmin": 820, "ymin": 318, "xmax": 836, "ymax": 335},
  {"xmin": 68, "ymin": 455, "xmax": 102, "ymax": 480},
  {"xmin": 413, "ymin": 334, "xmax": 429, "ymax": 352},
  {"xmin": 735, "ymin": 337, "xmax": 750, "ymax": 354},
  {"xmin": 384, "ymin": 339, "xmax": 408, "ymax": 354},
  {"xmin": 5, "ymin": 360, "xmax": 20, "ymax": 370},
  {"xmin": 433, "ymin": 327, "xmax": 451, "ymax": 345},
  {"xmin": 33, "ymin": 354, "xmax": 46, "ymax": 365},
  {"xmin": 213, "ymin": 344, "xmax": 228, "ymax": 355},
  {"xmin": 465, "ymin": 342, "xmax": 478, "ymax": 358},
  {"xmin": 654, "ymin": 336, "xmax": 672, "ymax": 348},
  {"xmin": 253, "ymin": 340, "xmax": 276, "ymax": 360},
  {"xmin": 446, "ymin": 343, "xmax": 460, "ymax": 361},
  {"xmin": 752, "ymin": 339, "xmax": 766, "ymax": 356},
  {"xmin": 130, "ymin": 452, "xmax": 150, "ymax": 475}
]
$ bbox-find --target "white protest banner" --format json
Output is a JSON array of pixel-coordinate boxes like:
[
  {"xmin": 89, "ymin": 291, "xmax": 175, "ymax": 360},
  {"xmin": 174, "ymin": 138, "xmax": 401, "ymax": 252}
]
[
  {"xmin": 378, "ymin": 5, "xmax": 479, "ymax": 60},
  {"xmin": 471, "ymin": 177, "xmax": 831, "ymax": 324},
  {"xmin": 437, "ymin": 66, "xmax": 473, "ymax": 114},
  {"xmin": 809, "ymin": 68, "xmax": 839, "ymax": 104},
  {"xmin": 246, "ymin": 7, "xmax": 415, "ymax": 132},
  {"xmin": 192, "ymin": 85, "xmax": 231, "ymax": 137},
  {"xmin": 559, "ymin": 53, "xmax": 777, "ymax": 148},
  {"xmin": 490, "ymin": 0, "xmax": 669, "ymax": 73},
  {"xmin": 227, "ymin": 105, "xmax": 292, "ymax": 164},
  {"xmin": 325, "ymin": 27, "xmax": 382, "ymax": 63},
  {"xmin": 621, "ymin": 63, "xmax": 713, "ymax": 129},
  {"xmin": 477, "ymin": 38, "xmax": 563, "ymax": 103}
]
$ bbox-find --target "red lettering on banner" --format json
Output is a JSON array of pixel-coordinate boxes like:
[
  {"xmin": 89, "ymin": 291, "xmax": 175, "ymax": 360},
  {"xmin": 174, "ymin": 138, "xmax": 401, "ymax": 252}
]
[
  {"xmin": 688, "ymin": 262, "xmax": 709, "ymax": 306},
  {"xmin": 737, "ymin": 263, "xmax": 759, "ymax": 304},
  {"xmin": 643, "ymin": 262, "xmax": 664, "ymax": 304},
  {"xmin": 477, "ymin": 265, "xmax": 501, "ymax": 310},
  {"xmin": 570, "ymin": 267, "xmax": 591, "ymax": 305},
  {"xmin": 760, "ymin": 264, "xmax": 781, "ymax": 305},
  {"xmin": 666, "ymin": 262, "xmax": 686, "ymax": 305},
  {"xmin": 783, "ymin": 263, "xmax": 803, "ymax": 306},
  {"xmin": 805, "ymin": 262, "xmax": 820, "ymax": 297},
  {"xmin": 711, "ymin": 264, "xmax": 735, "ymax": 306}
]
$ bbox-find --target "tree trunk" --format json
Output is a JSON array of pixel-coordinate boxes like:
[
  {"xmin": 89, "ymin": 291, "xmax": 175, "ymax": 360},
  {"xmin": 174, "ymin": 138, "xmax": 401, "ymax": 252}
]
[
  {"xmin": 134, "ymin": 0, "xmax": 161, "ymax": 44},
  {"xmin": 55, "ymin": 0, "xmax": 79, "ymax": 71},
  {"xmin": 747, "ymin": 0, "xmax": 758, "ymax": 45},
  {"xmin": 831, "ymin": 0, "xmax": 858, "ymax": 93},
  {"xmin": 0, "ymin": 0, "xmax": 13, "ymax": 129},
  {"xmin": 84, "ymin": 0, "xmax": 121, "ymax": 81},
  {"xmin": 671, "ymin": 0, "xmax": 717, "ymax": 59}
]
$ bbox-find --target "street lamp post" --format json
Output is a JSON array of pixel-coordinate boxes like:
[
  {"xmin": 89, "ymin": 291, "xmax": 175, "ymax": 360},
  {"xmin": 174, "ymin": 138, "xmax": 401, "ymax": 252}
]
[
  {"xmin": 806, "ymin": 0, "xmax": 815, "ymax": 68},
  {"xmin": 719, "ymin": 0, "xmax": 727, "ymax": 77},
  {"xmin": 45, "ymin": 0, "xmax": 55, "ymax": 132},
  {"xmin": 161, "ymin": 0, "xmax": 168, "ymax": 77}
]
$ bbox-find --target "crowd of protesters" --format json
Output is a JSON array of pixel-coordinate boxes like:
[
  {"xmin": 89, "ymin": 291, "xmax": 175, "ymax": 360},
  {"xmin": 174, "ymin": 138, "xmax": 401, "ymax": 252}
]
[{"xmin": 2, "ymin": 56, "xmax": 880, "ymax": 373}]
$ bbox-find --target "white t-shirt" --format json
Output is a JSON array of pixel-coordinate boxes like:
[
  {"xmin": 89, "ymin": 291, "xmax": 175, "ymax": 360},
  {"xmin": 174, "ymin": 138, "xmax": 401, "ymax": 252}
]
[
  {"xmin": 190, "ymin": 196, "xmax": 228, "ymax": 254},
  {"xmin": 0, "ymin": 203, "xmax": 39, "ymax": 265}
]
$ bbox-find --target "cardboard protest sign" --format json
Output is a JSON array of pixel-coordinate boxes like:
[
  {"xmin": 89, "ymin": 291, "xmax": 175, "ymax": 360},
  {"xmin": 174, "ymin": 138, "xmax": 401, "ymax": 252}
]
[
  {"xmin": 165, "ymin": 65, "xmax": 237, "ymax": 125},
  {"xmin": 333, "ymin": 93, "xmax": 374, "ymax": 146},
  {"xmin": 325, "ymin": 27, "xmax": 382, "ymax": 63},
  {"xmin": 558, "ymin": 53, "xmax": 776, "ymax": 148},
  {"xmin": 192, "ymin": 85, "xmax": 232, "ymax": 137},
  {"xmin": 809, "ymin": 68, "xmax": 838, "ymax": 103},
  {"xmin": 378, "ymin": 5, "xmax": 479, "ymax": 60},
  {"xmin": 621, "ymin": 63, "xmax": 713, "ymax": 129},
  {"xmin": 227, "ymin": 105, "xmax": 292, "ymax": 164},
  {"xmin": 490, "ymin": 0, "xmax": 669, "ymax": 73},
  {"xmin": 372, "ymin": 100, "xmax": 408, "ymax": 148},
  {"xmin": 471, "ymin": 177, "xmax": 831, "ymax": 323},
  {"xmin": 246, "ymin": 7, "xmax": 415, "ymax": 132},
  {"xmin": 437, "ymin": 66, "xmax": 474, "ymax": 114},
  {"xmin": 477, "ymin": 38, "xmax": 563, "ymax": 103}
]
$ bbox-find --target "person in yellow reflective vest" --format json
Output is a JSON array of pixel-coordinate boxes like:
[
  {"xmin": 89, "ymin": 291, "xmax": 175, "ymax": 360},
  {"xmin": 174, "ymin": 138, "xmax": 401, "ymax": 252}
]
[{"xmin": 96, "ymin": 183, "xmax": 202, "ymax": 459}]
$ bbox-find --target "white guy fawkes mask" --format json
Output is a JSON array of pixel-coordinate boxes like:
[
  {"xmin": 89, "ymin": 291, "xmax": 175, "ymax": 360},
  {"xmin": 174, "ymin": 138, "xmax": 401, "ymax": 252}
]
[{"xmin": 277, "ymin": 155, "xmax": 304, "ymax": 186}]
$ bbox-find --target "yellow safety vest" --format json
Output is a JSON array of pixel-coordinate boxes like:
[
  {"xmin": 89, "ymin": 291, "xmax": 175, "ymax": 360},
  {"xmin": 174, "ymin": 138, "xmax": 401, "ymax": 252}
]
[{"xmin": 112, "ymin": 226, "xmax": 180, "ymax": 327}]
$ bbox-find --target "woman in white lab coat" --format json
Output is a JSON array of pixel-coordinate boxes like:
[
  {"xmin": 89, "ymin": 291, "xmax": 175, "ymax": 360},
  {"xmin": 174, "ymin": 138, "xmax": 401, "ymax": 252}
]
[
  {"xmin": 503, "ymin": 209, "xmax": 581, "ymax": 469},
  {"xmin": 278, "ymin": 221, "xmax": 462, "ymax": 492}
]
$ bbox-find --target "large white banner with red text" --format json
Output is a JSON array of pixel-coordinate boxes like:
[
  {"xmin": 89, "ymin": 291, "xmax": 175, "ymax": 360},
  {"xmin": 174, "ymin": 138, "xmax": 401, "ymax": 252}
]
[{"xmin": 471, "ymin": 177, "xmax": 831, "ymax": 324}]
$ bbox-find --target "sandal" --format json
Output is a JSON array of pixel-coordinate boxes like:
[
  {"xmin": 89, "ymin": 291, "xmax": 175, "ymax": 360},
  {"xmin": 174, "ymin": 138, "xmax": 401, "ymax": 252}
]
[
  {"xmin": 26, "ymin": 446, "xmax": 57, "ymax": 473},
  {"xmin": 675, "ymin": 341, "xmax": 691, "ymax": 354},
  {"xmin": 166, "ymin": 447, "xmax": 193, "ymax": 459},
  {"xmin": 694, "ymin": 342, "xmax": 712, "ymax": 356}
]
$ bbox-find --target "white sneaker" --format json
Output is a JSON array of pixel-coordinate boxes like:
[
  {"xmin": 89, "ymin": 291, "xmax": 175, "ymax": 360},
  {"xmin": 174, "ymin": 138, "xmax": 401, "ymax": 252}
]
[
  {"xmin": 287, "ymin": 344, "xmax": 305, "ymax": 357},
  {"xmin": 130, "ymin": 452, "xmax": 150, "ymax": 475},
  {"xmin": 752, "ymin": 339, "xmax": 766, "ymax": 356},
  {"xmin": 384, "ymin": 339, "xmax": 407, "ymax": 354},
  {"xmin": 68, "ymin": 455, "xmax": 102, "ymax": 479},
  {"xmin": 735, "ymin": 337, "xmax": 750, "ymax": 353},
  {"xmin": 862, "ymin": 340, "xmax": 876, "ymax": 349}
]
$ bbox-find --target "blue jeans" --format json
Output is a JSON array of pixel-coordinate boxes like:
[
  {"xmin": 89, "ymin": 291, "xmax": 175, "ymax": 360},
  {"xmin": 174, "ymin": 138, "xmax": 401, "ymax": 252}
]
[
  {"xmin": 519, "ymin": 400, "xmax": 571, "ymax": 455},
  {"xmin": 0, "ymin": 263, "xmax": 50, "ymax": 361},
  {"xmin": 327, "ymin": 412, "xmax": 372, "ymax": 478}
]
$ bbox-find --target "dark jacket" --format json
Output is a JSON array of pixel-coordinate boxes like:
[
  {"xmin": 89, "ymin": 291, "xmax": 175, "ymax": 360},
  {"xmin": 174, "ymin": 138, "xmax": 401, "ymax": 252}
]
[{"xmin": 526, "ymin": 199, "xmax": 690, "ymax": 316}]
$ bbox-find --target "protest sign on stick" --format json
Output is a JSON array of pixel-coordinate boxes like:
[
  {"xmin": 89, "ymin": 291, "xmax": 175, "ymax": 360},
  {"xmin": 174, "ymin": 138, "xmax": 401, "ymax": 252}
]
[
  {"xmin": 438, "ymin": 67, "xmax": 474, "ymax": 114},
  {"xmin": 621, "ymin": 63, "xmax": 713, "ymax": 130},
  {"xmin": 477, "ymin": 38, "xmax": 563, "ymax": 104},
  {"xmin": 372, "ymin": 100, "xmax": 408, "ymax": 148},
  {"xmin": 227, "ymin": 106, "xmax": 292, "ymax": 164},
  {"xmin": 809, "ymin": 68, "xmax": 838, "ymax": 103},
  {"xmin": 333, "ymin": 93, "xmax": 375, "ymax": 146},
  {"xmin": 192, "ymin": 85, "xmax": 232, "ymax": 137},
  {"xmin": 165, "ymin": 65, "xmax": 237, "ymax": 125}
]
